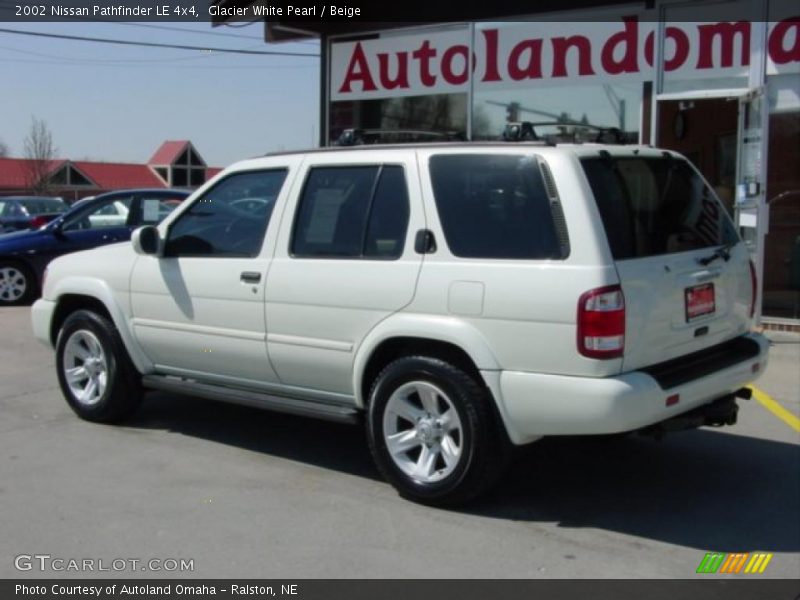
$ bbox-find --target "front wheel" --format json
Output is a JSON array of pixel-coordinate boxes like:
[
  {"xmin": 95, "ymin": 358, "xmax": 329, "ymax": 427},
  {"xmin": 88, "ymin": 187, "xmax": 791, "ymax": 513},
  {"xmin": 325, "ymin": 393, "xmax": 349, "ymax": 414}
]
[
  {"xmin": 0, "ymin": 261, "xmax": 35, "ymax": 305},
  {"xmin": 366, "ymin": 356, "xmax": 510, "ymax": 506},
  {"xmin": 55, "ymin": 310, "xmax": 142, "ymax": 423}
]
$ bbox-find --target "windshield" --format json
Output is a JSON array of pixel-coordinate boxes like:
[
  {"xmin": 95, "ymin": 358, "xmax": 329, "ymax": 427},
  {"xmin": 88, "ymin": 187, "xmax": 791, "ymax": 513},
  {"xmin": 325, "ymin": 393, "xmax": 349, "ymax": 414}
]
[{"xmin": 581, "ymin": 156, "xmax": 738, "ymax": 260}]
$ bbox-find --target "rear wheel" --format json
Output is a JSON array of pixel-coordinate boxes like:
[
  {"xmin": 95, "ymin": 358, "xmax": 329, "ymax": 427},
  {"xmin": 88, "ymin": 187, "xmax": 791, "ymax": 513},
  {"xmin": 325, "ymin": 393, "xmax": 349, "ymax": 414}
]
[
  {"xmin": 367, "ymin": 356, "xmax": 510, "ymax": 506},
  {"xmin": 0, "ymin": 261, "xmax": 35, "ymax": 305},
  {"xmin": 55, "ymin": 310, "xmax": 142, "ymax": 423}
]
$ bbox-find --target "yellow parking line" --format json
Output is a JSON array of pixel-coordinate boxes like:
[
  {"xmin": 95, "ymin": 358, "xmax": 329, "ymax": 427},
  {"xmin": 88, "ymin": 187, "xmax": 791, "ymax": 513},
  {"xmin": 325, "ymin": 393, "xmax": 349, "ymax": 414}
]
[{"xmin": 748, "ymin": 386, "xmax": 800, "ymax": 433}]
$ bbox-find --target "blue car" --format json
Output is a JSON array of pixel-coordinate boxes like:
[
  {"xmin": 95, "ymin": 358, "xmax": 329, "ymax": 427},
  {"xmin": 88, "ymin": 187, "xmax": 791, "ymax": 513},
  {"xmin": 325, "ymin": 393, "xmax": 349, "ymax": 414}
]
[
  {"xmin": 0, "ymin": 188, "xmax": 189, "ymax": 305},
  {"xmin": 0, "ymin": 196, "xmax": 69, "ymax": 233}
]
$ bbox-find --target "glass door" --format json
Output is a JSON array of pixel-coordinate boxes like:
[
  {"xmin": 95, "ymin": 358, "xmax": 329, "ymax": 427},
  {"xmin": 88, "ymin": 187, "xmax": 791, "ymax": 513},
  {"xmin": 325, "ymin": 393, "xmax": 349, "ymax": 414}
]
[
  {"xmin": 655, "ymin": 87, "xmax": 769, "ymax": 321},
  {"xmin": 734, "ymin": 88, "xmax": 768, "ymax": 321}
]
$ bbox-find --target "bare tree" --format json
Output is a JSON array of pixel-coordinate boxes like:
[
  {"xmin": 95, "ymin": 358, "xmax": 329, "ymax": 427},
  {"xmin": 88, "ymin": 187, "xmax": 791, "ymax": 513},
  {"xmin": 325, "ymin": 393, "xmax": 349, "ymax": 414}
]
[
  {"xmin": 0, "ymin": 137, "xmax": 8, "ymax": 157},
  {"xmin": 24, "ymin": 117, "xmax": 58, "ymax": 194}
]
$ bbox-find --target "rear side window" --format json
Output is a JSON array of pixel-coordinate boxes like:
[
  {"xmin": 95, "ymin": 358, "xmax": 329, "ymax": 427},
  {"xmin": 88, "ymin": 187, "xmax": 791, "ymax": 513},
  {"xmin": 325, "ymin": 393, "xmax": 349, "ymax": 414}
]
[
  {"xmin": 139, "ymin": 195, "xmax": 185, "ymax": 226},
  {"xmin": 429, "ymin": 154, "xmax": 563, "ymax": 259},
  {"xmin": 581, "ymin": 156, "xmax": 738, "ymax": 260},
  {"xmin": 292, "ymin": 165, "xmax": 409, "ymax": 259}
]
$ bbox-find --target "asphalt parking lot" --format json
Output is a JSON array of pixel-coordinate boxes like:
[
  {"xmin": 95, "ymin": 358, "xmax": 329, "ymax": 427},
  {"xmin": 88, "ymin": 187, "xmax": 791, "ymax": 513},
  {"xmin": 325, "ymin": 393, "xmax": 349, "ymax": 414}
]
[{"xmin": 1, "ymin": 305, "xmax": 798, "ymax": 579}]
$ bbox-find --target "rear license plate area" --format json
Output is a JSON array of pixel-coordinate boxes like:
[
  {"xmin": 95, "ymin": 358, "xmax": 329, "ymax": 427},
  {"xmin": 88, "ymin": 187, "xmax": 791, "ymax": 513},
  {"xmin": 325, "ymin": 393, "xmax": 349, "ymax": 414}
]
[{"xmin": 685, "ymin": 283, "xmax": 715, "ymax": 322}]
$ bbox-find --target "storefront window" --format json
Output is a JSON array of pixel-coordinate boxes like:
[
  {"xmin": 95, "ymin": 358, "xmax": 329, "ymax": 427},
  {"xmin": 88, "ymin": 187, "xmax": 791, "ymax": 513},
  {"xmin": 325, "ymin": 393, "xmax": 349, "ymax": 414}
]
[
  {"xmin": 466, "ymin": 19, "xmax": 646, "ymax": 141},
  {"xmin": 659, "ymin": 1, "xmax": 756, "ymax": 94},
  {"xmin": 472, "ymin": 84, "xmax": 642, "ymax": 142},
  {"xmin": 328, "ymin": 94, "xmax": 468, "ymax": 144},
  {"xmin": 763, "ymin": 73, "xmax": 800, "ymax": 319},
  {"xmin": 327, "ymin": 23, "xmax": 470, "ymax": 144}
]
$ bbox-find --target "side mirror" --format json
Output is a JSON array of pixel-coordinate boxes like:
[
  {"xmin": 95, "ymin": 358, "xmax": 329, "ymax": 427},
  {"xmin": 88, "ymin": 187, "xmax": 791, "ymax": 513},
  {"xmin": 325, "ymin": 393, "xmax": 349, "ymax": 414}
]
[
  {"xmin": 132, "ymin": 225, "xmax": 162, "ymax": 256},
  {"xmin": 49, "ymin": 219, "xmax": 65, "ymax": 236}
]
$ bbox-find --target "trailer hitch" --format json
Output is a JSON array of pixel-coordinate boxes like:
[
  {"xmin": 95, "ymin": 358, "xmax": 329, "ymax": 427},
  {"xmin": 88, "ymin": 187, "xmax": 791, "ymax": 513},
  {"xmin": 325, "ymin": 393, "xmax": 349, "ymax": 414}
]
[{"xmin": 638, "ymin": 388, "xmax": 751, "ymax": 439}]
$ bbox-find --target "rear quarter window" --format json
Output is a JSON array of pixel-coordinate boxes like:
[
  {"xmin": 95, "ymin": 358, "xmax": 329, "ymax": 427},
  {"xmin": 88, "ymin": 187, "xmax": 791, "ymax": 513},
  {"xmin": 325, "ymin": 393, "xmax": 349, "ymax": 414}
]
[
  {"xmin": 429, "ymin": 154, "xmax": 563, "ymax": 259},
  {"xmin": 581, "ymin": 156, "xmax": 738, "ymax": 260}
]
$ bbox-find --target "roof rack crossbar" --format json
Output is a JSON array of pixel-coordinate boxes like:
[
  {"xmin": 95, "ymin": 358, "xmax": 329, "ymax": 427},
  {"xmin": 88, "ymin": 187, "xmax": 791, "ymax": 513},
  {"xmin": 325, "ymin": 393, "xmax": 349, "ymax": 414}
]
[{"xmin": 503, "ymin": 121, "xmax": 629, "ymax": 144}]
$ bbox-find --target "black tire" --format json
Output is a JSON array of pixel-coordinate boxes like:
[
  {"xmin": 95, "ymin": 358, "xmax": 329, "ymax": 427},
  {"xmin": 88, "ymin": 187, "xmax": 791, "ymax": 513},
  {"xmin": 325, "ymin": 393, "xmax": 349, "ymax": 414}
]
[
  {"xmin": 55, "ymin": 309, "xmax": 142, "ymax": 423},
  {"xmin": 0, "ymin": 260, "xmax": 36, "ymax": 305},
  {"xmin": 366, "ymin": 356, "xmax": 511, "ymax": 506}
]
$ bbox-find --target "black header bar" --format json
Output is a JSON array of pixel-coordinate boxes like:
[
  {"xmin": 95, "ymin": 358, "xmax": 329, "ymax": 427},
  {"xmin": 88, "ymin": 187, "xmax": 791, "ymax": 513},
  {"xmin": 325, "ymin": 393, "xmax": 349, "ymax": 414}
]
[{"xmin": 0, "ymin": 0, "xmax": 783, "ymax": 24}]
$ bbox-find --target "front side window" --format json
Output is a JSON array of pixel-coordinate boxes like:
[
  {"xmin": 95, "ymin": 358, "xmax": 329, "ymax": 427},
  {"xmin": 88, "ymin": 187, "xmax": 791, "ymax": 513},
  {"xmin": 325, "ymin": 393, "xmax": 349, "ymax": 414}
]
[
  {"xmin": 429, "ymin": 154, "xmax": 562, "ymax": 259},
  {"xmin": 291, "ymin": 165, "xmax": 409, "ymax": 259},
  {"xmin": 581, "ymin": 157, "xmax": 738, "ymax": 260},
  {"xmin": 63, "ymin": 196, "xmax": 133, "ymax": 231},
  {"xmin": 165, "ymin": 169, "xmax": 287, "ymax": 258}
]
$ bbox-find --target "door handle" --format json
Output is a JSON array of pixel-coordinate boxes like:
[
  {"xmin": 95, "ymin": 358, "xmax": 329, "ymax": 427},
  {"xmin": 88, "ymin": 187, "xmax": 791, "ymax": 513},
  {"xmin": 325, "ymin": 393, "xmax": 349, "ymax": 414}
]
[
  {"xmin": 414, "ymin": 229, "xmax": 437, "ymax": 254},
  {"xmin": 240, "ymin": 271, "xmax": 262, "ymax": 284}
]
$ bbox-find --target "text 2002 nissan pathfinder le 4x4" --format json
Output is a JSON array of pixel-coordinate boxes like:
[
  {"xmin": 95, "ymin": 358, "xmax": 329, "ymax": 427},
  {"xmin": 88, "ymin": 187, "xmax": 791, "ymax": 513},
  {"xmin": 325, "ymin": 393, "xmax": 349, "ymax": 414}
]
[{"xmin": 31, "ymin": 142, "xmax": 769, "ymax": 505}]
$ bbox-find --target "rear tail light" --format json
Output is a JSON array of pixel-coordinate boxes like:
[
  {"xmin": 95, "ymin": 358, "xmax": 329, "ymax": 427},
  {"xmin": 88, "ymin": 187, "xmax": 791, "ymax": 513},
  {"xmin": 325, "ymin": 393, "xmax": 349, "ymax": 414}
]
[
  {"xmin": 29, "ymin": 216, "xmax": 48, "ymax": 229},
  {"xmin": 748, "ymin": 260, "xmax": 757, "ymax": 319},
  {"xmin": 577, "ymin": 284, "xmax": 625, "ymax": 359}
]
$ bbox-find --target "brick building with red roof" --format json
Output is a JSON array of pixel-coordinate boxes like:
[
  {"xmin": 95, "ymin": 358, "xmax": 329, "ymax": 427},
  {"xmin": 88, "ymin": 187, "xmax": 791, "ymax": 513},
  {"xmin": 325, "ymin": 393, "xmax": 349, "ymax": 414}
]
[{"xmin": 0, "ymin": 141, "xmax": 221, "ymax": 202}]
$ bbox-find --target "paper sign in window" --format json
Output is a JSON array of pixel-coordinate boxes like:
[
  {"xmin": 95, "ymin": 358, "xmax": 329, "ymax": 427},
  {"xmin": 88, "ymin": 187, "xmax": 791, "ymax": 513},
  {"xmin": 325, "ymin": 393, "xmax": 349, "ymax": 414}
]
[{"xmin": 142, "ymin": 199, "xmax": 162, "ymax": 223}]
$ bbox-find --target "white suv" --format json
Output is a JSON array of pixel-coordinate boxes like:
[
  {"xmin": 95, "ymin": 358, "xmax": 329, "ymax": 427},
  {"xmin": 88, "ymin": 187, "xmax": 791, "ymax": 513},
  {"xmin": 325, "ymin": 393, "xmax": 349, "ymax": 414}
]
[{"xmin": 31, "ymin": 143, "xmax": 768, "ymax": 505}]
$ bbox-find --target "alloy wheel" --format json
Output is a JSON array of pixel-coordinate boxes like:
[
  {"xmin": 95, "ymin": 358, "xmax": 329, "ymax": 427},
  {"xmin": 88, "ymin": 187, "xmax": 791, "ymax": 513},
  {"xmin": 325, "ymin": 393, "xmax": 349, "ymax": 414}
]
[
  {"xmin": 0, "ymin": 266, "xmax": 27, "ymax": 303},
  {"xmin": 62, "ymin": 329, "xmax": 108, "ymax": 406},
  {"xmin": 382, "ymin": 380, "xmax": 465, "ymax": 484}
]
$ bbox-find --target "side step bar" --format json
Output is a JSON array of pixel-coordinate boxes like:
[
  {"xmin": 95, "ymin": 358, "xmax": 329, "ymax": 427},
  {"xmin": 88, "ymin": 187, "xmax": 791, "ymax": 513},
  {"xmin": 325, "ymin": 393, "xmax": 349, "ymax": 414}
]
[{"xmin": 142, "ymin": 375, "xmax": 361, "ymax": 425}]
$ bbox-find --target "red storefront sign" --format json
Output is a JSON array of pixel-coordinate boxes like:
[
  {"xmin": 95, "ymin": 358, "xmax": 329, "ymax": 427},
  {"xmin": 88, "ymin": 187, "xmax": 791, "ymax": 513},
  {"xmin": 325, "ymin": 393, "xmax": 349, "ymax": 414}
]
[{"xmin": 330, "ymin": 17, "xmax": 800, "ymax": 100}]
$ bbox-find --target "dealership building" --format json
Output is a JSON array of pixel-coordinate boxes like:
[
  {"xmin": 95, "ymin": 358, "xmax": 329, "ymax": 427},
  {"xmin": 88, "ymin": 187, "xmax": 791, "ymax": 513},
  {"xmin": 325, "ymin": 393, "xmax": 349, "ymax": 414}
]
[
  {"xmin": 0, "ymin": 141, "xmax": 221, "ymax": 201},
  {"xmin": 242, "ymin": 0, "xmax": 800, "ymax": 325}
]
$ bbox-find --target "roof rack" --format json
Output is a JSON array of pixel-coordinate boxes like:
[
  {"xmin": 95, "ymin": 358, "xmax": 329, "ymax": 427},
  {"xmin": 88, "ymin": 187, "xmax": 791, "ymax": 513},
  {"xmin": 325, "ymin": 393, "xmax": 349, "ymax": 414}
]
[
  {"xmin": 334, "ymin": 128, "xmax": 465, "ymax": 146},
  {"xmin": 502, "ymin": 121, "xmax": 630, "ymax": 144},
  {"xmin": 330, "ymin": 123, "xmax": 634, "ymax": 148}
]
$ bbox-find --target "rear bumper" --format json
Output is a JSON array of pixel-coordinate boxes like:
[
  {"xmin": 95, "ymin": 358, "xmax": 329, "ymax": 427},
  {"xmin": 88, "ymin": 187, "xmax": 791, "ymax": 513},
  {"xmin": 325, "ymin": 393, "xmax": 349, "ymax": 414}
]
[
  {"xmin": 491, "ymin": 332, "xmax": 769, "ymax": 444},
  {"xmin": 31, "ymin": 298, "xmax": 56, "ymax": 348}
]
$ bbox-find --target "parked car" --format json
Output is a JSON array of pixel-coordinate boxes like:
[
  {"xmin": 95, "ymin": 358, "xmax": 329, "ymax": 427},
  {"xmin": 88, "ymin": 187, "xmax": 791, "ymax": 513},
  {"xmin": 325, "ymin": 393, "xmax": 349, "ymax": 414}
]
[
  {"xmin": 0, "ymin": 196, "xmax": 68, "ymax": 234},
  {"xmin": 0, "ymin": 188, "xmax": 189, "ymax": 305},
  {"xmin": 31, "ymin": 144, "xmax": 768, "ymax": 505}
]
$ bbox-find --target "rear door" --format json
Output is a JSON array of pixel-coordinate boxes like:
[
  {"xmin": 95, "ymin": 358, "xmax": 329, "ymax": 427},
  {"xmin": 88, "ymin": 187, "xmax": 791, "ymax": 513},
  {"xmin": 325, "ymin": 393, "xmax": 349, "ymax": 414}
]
[
  {"xmin": 581, "ymin": 152, "xmax": 754, "ymax": 371},
  {"xmin": 265, "ymin": 151, "xmax": 424, "ymax": 397}
]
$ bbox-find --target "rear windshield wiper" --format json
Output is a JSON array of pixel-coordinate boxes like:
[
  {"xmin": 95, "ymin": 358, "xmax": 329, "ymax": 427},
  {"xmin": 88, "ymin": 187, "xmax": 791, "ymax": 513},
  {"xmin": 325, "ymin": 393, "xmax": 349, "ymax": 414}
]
[{"xmin": 697, "ymin": 241, "xmax": 738, "ymax": 266}]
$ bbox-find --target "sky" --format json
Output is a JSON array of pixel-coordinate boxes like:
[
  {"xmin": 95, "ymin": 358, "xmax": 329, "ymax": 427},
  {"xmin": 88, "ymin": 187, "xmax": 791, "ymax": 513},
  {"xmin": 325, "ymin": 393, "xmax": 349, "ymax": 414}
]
[{"xmin": 0, "ymin": 19, "xmax": 320, "ymax": 168}]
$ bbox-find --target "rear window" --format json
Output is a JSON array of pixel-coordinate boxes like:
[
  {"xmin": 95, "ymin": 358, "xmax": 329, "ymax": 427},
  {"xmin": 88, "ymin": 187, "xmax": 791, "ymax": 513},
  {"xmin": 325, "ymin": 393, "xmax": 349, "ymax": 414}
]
[
  {"xmin": 581, "ymin": 156, "xmax": 737, "ymax": 260},
  {"xmin": 429, "ymin": 154, "xmax": 563, "ymax": 259},
  {"xmin": 18, "ymin": 198, "xmax": 67, "ymax": 215}
]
